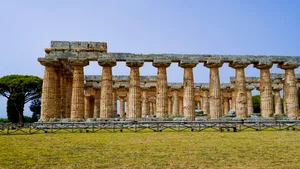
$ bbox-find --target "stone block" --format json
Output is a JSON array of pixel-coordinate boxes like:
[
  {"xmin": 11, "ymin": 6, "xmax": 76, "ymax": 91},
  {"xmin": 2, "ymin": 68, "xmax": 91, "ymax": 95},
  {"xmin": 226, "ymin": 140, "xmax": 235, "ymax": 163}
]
[{"xmin": 51, "ymin": 41, "xmax": 70, "ymax": 50}]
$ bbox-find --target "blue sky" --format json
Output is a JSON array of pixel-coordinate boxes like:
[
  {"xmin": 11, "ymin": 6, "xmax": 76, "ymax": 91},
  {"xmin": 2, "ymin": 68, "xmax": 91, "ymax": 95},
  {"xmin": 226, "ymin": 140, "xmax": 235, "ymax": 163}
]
[{"xmin": 0, "ymin": 0, "xmax": 299, "ymax": 117}]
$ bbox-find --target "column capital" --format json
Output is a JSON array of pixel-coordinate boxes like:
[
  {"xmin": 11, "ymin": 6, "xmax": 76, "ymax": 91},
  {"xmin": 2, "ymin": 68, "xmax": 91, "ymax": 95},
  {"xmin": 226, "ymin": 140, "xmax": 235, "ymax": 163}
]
[
  {"xmin": 204, "ymin": 60, "xmax": 223, "ymax": 68},
  {"xmin": 69, "ymin": 59, "xmax": 89, "ymax": 67},
  {"xmin": 98, "ymin": 58, "xmax": 117, "ymax": 67},
  {"xmin": 229, "ymin": 60, "xmax": 250, "ymax": 69},
  {"xmin": 179, "ymin": 59, "xmax": 198, "ymax": 68},
  {"xmin": 253, "ymin": 60, "xmax": 273, "ymax": 69},
  {"xmin": 278, "ymin": 62, "xmax": 299, "ymax": 70},
  {"xmin": 38, "ymin": 58, "xmax": 61, "ymax": 67},
  {"xmin": 153, "ymin": 59, "xmax": 171, "ymax": 68},
  {"xmin": 126, "ymin": 59, "xmax": 144, "ymax": 67}
]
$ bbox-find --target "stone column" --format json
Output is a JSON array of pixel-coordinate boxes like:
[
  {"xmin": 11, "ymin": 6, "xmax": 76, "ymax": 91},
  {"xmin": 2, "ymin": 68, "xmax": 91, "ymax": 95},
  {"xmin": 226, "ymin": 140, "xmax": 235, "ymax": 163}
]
[
  {"xmin": 223, "ymin": 97, "xmax": 229, "ymax": 115},
  {"xmin": 119, "ymin": 96, "xmax": 126, "ymax": 118},
  {"xmin": 229, "ymin": 61, "xmax": 249, "ymax": 118},
  {"xmin": 112, "ymin": 90, "xmax": 118, "ymax": 118},
  {"xmin": 65, "ymin": 75, "xmax": 73, "ymax": 118},
  {"xmin": 254, "ymin": 63, "xmax": 273, "ymax": 118},
  {"xmin": 153, "ymin": 61, "xmax": 171, "ymax": 119},
  {"xmin": 93, "ymin": 89, "xmax": 100, "ymax": 118},
  {"xmin": 168, "ymin": 96, "xmax": 172, "ymax": 115},
  {"xmin": 55, "ymin": 68, "xmax": 62, "ymax": 118},
  {"xmin": 149, "ymin": 102, "xmax": 153, "ymax": 115},
  {"xmin": 230, "ymin": 89, "xmax": 236, "ymax": 110},
  {"xmin": 84, "ymin": 95, "xmax": 94, "ymax": 118},
  {"xmin": 153, "ymin": 102, "xmax": 157, "ymax": 115},
  {"xmin": 98, "ymin": 60, "xmax": 116, "ymax": 118},
  {"xmin": 172, "ymin": 89, "xmax": 179, "ymax": 115},
  {"xmin": 278, "ymin": 63, "xmax": 299, "ymax": 119},
  {"xmin": 70, "ymin": 60, "xmax": 89, "ymax": 121},
  {"xmin": 39, "ymin": 60, "xmax": 60, "ymax": 120},
  {"xmin": 179, "ymin": 61, "xmax": 198, "ymax": 120},
  {"xmin": 60, "ymin": 72, "xmax": 67, "ymax": 118},
  {"xmin": 204, "ymin": 61, "xmax": 223, "ymax": 119},
  {"xmin": 126, "ymin": 95, "xmax": 129, "ymax": 117},
  {"xmin": 197, "ymin": 101, "xmax": 201, "ymax": 110},
  {"xmin": 246, "ymin": 86, "xmax": 254, "ymax": 115},
  {"xmin": 126, "ymin": 60, "xmax": 144, "ymax": 119},
  {"xmin": 202, "ymin": 89, "xmax": 209, "ymax": 115},
  {"xmin": 141, "ymin": 90, "xmax": 150, "ymax": 118},
  {"xmin": 179, "ymin": 97, "xmax": 183, "ymax": 115},
  {"xmin": 274, "ymin": 88, "xmax": 283, "ymax": 116}
]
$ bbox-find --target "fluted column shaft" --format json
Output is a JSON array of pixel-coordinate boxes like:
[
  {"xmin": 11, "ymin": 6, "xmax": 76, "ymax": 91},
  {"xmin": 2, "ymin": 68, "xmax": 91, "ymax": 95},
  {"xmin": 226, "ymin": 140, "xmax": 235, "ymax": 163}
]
[
  {"xmin": 168, "ymin": 97, "xmax": 172, "ymax": 115},
  {"xmin": 172, "ymin": 90, "xmax": 179, "ymax": 115},
  {"xmin": 183, "ymin": 67, "xmax": 195, "ymax": 120},
  {"xmin": 70, "ymin": 62, "xmax": 88, "ymax": 120},
  {"xmin": 153, "ymin": 63, "xmax": 170, "ymax": 119},
  {"xmin": 197, "ymin": 101, "xmax": 201, "ymax": 110},
  {"xmin": 202, "ymin": 90, "xmax": 209, "ymax": 114},
  {"xmin": 84, "ymin": 96, "xmax": 94, "ymax": 118},
  {"xmin": 231, "ymin": 90, "xmax": 236, "ymax": 110},
  {"xmin": 179, "ymin": 97, "xmax": 183, "ymax": 115},
  {"xmin": 127, "ymin": 62, "xmax": 143, "ymax": 119},
  {"xmin": 93, "ymin": 89, "xmax": 100, "ymax": 118},
  {"xmin": 205, "ymin": 62, "xmax": 223, "ymax": 119},
  {"xmin": 112, "ymin": 91, "xmax": 118, "ymax": 117},
  {"xmin": 55, "ymin": 69, "xmax": 62, "ymax": 118},
  {"xmin": 149, "ymin": 102, "xmax": 153, "ymax": 115},
  {"xmin": 126, "ymin": 95, "xmax": 129, "ymax": 117},
  {"xmin": 246, "ymin": 90, "xmax": 254, "ymax": 115},
  {"xmin": 65, "ymin": 76, "xmax": 72, "ymax": 118},
  {"xmin": 223, "ymin": 97, "xmax": 229, "ymax": 115},
  {"xmin": 254, "ymin": 64, "xmax": 273, "ymax": 118},
  {"xmin": 119, "ymin": 96, "xmax": 125, "ymax": 118},
  {"xmin": 283, "ymin": 69, "xmax": 299, "ymax": 118},
  {"xmin": 142, "ymin": 90, "xmax": 150, "ymax": 117},
  {"xmin": 274, "ymin": 90, "xmax": 283, "ymax": 115},
  {"xmin": 60, "ymin": 73, "xmax": 67, "ymax": 118},
  {"xmin": 40, "ymin": 64, "xmax": 58, "ymax": 120}
]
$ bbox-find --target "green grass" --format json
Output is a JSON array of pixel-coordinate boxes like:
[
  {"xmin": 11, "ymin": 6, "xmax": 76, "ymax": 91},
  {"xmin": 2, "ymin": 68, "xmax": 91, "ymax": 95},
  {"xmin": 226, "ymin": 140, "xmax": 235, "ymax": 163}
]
[{"xmin": 1, "ymin": 130, "xmax": 300, "ymax": 169}]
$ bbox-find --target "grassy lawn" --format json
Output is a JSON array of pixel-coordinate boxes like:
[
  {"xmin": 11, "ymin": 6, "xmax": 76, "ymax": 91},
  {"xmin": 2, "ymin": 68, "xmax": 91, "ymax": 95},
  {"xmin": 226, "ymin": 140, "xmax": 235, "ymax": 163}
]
[{"xmin": 1, "ymin": 130, "xmax": 300, "ymax": 169}]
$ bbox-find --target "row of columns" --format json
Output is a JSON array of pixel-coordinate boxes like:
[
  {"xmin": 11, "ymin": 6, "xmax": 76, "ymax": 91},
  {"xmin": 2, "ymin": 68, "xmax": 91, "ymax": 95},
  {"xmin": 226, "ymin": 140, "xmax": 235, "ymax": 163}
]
[{"xmin": 40, "ymin": 59, "xmax": 299, "ymax": 121}]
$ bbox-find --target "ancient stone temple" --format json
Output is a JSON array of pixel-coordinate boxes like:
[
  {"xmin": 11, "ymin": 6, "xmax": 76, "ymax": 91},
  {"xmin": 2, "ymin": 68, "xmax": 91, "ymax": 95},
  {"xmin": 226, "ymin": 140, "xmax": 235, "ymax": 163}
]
[{"xmin": 38, "ymin": 41, "xmax": 300, "ymax": 121}]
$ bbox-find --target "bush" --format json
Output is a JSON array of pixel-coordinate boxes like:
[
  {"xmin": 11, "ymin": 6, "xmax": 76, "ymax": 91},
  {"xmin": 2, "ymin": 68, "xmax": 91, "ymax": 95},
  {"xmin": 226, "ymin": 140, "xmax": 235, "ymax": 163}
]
[{"xmin": 0, "ymin": 118, "xmax": 10, "ymax": 123}]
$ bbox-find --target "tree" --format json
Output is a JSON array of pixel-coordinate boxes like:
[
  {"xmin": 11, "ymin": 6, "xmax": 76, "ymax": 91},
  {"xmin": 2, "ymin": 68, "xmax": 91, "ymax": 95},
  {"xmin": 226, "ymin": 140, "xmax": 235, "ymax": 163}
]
[
  {"xmin": 29, "ymin": 99, "xmax": 41, "ymax": 122},
  {"xmin": 0, "ymin": 75, "xmax": 43, "ymax": 123},
  {"xmin": 252, "ymin": 95, "xmax": 260, "ymax": 113}
]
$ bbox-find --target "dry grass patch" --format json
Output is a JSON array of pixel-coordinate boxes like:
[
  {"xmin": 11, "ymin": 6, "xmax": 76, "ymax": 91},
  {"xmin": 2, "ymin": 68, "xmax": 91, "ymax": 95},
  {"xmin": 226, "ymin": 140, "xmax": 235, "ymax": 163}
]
[{"xmin": 1, "ymin": 131, "xmax": 300, "ymax": 168}]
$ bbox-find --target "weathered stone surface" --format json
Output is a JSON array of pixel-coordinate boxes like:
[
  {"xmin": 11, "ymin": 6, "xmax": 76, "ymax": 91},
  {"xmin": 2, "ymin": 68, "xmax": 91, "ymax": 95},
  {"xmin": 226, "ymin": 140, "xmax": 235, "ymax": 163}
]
[
  {"xmin": 205, "ymin": 62, "xmax": 223, "ymax": 119},
  {"xmin": 50, "ymin": 41, "xmax": 107, "ymax": 52},
  {"xmin": 127, "ymin": 62, "xmax": 143, "ymax": 118},
  {"xmin": 119, "ymin": 96, "xmax": 126, "ymax": 118},
  {"xmin": 181, "ymin": 67, "xmax": 195, "ymax": 120},
  {"xmin": 141, "ymin": 90, "xmax": 150, "ymax": 117},
  {"xmin": 274, "ymin": 89, "xmax": 283, "ymax": 116},
  {"xmin": 202, "ymin": 89, "xmax": 209, "ymax": 114},
  {"xmin": 153, "ymin": 64, "xmax": 170, "ymax": 118},
  {"xmin": 112, "ymin": 91, "xmax": 118, "ymax": 117},
  {"xmin": 99, "ymin": 65, "xmax": 114, "ymax": 118},
  {"xmin": 93, "ymin": 89, "xmax": 100, "ymax": 118},
  {"xmin": 179, "ymin": 97, "xmax": 183, "ymax": 115},
  {"xmin": 223, "ymin": 97, "xmax": 229, "ymax": 114},
  {"xmin": 168, "ymin": 97, "xmax": 172, "ymax": 115},
  {"xmin": 84, "ymin": 96, "xmax": 94, "ymax": 118}
]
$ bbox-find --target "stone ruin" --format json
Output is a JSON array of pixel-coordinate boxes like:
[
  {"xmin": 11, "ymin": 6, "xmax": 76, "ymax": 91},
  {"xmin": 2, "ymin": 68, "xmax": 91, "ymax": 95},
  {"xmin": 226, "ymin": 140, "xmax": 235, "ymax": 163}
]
[{"xmin": 38, "ymin": 41, "xmax": 300, "ymax": 121}]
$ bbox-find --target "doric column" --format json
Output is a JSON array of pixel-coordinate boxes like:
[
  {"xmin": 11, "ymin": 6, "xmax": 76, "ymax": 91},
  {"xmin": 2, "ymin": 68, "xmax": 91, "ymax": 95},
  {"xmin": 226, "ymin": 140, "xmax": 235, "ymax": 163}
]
[
  {"xmin": 179, "ymin": 97, "xmax": 183, "ymax": 115},
  {"xmin": 254, "ymin": 63, "xmax": 273, "ymax": 118},
  {"xmin": 179, "ymin": 60, "xmax": 198, "ymax": 120},
  {"xmin": 273, "ymin": 87, "xmax": 283, "ymax": 116},
  {"xmin": 246, "ymin": 85, "xmax": 255, "ymax": 115},
  {"xmin": 69, "ymin": 59, "xmax": 89, "ymax": 121},
  {"xmin": 60, "ymin": 72, "xmax": 67, "ymax": 118},
  {"xmin": 141, "ymin": 90, "xmax": 150, "ymax": 118},
  {"xmin": 153, "ymin": 60, "xmax": 171, "ymax": 119},
  {"xmin": 126, "ymin": 60, "xmax": 144, "ymax": 119},
  {"xmin": 202, "ymin": 89, "xmax": 209, "ymax": 115},
  {"xmin": 98, "ymin": 59, "xmax": 116, "ymax": 118},
  {"xmin": 126, "ymin": 95, "xmax": 129, "ymax": 117},
  {"xmin": 230, "ymin": 89, "xmax": 236, "ymax": 110},
  {"xmin": 93, "ymin": 89, "xmax": 100, "ymax": 118},
  {"xmin": 172, "ymin": 89, "xmax": 179, "ymax": 115},
  {"xmin": 229, "ymin": 61, "xmax": 250, "ymax": 118},
  {"xmin": 197, "ymin": 100, "xmax": 201, "ymax": 110},
  {"xmin": 153, "ymin": 101, "xmax": 157, "ymax": 115},
  {"xmin": 168, "ymin": 96, "xmax": 172, "ymax": 115},
  {"xmin": 55, "ymin": 68, "xmax": 62, "ymax": 118},
  {"xmin": 223, "ymin": 97, "xmax": 229, "ymax": 115},
  {"xmin": 65, "ymin": 74, "xmax": 73, "ymax": 118},
  {"xmin": 84, "ymin": 95, "xmax": 94, "ymax": 118},
  {"xmin": 119, "ymin": 96, "xmax": 126, "ymax": 118},
  {"xmin": 204, "ymin": 61, "xmax": 223, "ymax": 119},
  {"xmin": 278, "ymin": 63, "xmax": 299, "ymax": 119},
  {"xmin": 112, "ymin": 90, "xmax": 118, "ymax": 118},
  {"xmin": 149, "ymin": 101, "xmax": 153, "ymax": 115},
  {"xmin": 39, "ymin": 59, "xmax": 61, "ymax": 120}
]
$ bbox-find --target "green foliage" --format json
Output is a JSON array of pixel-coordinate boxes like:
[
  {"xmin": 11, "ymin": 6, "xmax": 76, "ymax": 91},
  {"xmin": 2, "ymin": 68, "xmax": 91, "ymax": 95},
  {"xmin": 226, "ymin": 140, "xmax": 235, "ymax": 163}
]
[
  {"xmin": 252, "ymin": 95, "xmax": 260, "ymax": 113},
  {"xmin": 0, "ymin": 118, "xmax": 10, "ymax": 123},
  {"xmin": 6, "ymin": 97, "xmax": 20, "ymax": 123},
  {"xmin": 0, "ymin": 74, "xmax": 43, "ymax": 123},
  {"xmin": 29, "ymin": 99, "xmax": 41, "ymax": 122}
]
